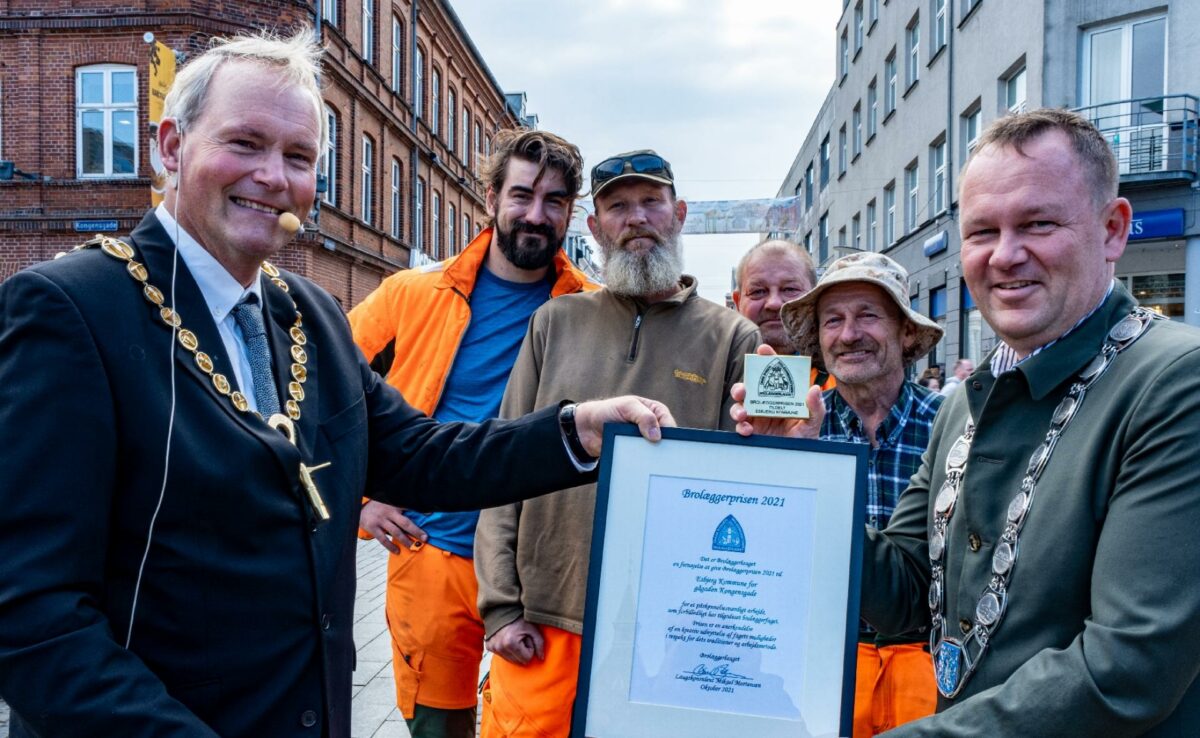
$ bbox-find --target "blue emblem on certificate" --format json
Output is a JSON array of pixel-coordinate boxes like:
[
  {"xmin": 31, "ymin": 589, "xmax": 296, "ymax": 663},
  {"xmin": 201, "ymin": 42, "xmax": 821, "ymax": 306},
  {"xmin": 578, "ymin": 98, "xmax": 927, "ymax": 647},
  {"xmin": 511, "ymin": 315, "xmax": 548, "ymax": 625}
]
[
  {"xmin": 712, "ymin": 515, "xmax": 746, "ymax": 553},
  {"xmin": 934, "ymin": 640, "xmax": 963, "ymax": 697}
]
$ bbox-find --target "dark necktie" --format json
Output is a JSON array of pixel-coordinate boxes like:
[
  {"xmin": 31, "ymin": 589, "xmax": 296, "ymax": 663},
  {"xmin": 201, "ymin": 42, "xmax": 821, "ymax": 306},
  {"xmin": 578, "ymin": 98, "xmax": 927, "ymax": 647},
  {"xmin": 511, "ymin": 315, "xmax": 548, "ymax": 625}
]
[{"xmin": 231, "ymin": 296, "xmax": 282, "ymax": 417}]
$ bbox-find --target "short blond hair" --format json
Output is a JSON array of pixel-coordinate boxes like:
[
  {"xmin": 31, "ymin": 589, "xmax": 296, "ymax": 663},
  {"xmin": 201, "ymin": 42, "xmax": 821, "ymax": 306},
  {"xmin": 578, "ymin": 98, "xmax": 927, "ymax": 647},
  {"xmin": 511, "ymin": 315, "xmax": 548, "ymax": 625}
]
[{"xmin": 163, "ymin": 26, "xmax": 326, "ymax": 156}]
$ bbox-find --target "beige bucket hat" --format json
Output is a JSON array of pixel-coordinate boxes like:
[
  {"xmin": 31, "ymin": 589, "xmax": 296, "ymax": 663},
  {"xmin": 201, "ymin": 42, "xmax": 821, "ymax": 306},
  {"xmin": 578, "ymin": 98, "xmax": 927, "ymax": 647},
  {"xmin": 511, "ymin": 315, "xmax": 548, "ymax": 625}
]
[{"xmin": 780, "ymin": 252, "xmax": 944, "ymax": 370}]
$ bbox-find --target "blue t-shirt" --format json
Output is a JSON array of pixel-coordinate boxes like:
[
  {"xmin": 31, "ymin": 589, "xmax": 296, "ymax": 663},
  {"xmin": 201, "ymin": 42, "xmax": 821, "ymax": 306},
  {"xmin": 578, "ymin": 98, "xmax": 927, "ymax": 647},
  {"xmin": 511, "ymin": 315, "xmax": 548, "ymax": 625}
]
[{"xmin": 407, "ymin": 266, "xmax": 553, "ymax": 557}]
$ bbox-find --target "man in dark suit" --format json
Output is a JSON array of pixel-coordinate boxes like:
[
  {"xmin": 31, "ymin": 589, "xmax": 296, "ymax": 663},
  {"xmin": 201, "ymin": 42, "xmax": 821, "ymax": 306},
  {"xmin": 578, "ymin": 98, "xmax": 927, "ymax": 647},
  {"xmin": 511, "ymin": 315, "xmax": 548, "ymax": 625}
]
[{"xmin": 0, "ymin": 28, "xmax": 670, "ymax": 737}]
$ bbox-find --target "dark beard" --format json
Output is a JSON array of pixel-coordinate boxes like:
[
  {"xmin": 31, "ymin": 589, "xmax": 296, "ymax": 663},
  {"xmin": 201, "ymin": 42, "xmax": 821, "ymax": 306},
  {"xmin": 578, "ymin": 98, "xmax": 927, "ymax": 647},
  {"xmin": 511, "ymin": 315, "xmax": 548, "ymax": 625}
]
[{"xmin": 496, "ymin": 219, "xmax": 561, "ymax": 270}]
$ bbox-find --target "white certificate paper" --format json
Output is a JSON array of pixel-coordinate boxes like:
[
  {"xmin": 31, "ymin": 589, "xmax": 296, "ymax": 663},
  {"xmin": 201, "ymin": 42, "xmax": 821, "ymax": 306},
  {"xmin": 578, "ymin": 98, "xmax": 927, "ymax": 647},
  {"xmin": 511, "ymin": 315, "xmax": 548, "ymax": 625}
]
[{"xmin": 627, "ymin": 474, "xmax": 816, "ymax": 720}]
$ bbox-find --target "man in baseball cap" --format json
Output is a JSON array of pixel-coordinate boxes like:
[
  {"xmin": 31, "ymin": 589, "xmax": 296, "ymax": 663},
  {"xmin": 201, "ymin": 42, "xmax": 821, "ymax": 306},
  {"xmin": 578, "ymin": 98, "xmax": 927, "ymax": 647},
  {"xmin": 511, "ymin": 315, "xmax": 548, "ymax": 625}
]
[{"xmin": 734, "ymin": 251, "xmax": 944, "ymax": 737}]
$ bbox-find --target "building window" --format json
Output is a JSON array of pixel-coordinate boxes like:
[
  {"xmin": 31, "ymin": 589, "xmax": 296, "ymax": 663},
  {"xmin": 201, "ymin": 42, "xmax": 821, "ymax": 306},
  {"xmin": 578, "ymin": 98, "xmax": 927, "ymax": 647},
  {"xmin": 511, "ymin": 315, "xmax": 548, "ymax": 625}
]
[
  {"xmin": 931, "ymin": 137, "xmax": 947, "ymax": 214},
  {"xmin": 854, "ymin": 2, "xmax": 864, "ymax": 54},
  {"xmin": 933, "ymin": 0, "xmax": 947, "ymax": 55},
  {"xmin": 390, "ymin": 158, "xmax": 402, "ymax": 239},
  {"xmin": 838, "ymin": 226, "xmax": 847, "ymax": 250},
  {"xmin": 961, "ymin": 283, "xmax": 982, "ymax": 363},
  {"xmin": 838, "ymin": 125, "xmax": 848, "ymax": 175},
  {"xmin": 869, "ymin": 0, "xmax": 880, "ymax": 28},
  {"xmin": 323, "ymin": 0, "xmax": 337, "ymax": 27},
  {"xmin": 416, "ymin": 177, "xmax": 425, "ymax": 252},
  {"xmin": 432, "ymin": 191, "xmax": 441, "ymax": 259},
  {"xmin": 929, "ymin": 286, "xmax": 947, "ymax": 367},
  {"xmin": 462, "ymin": 213, "xmax": 471, "ymax": 249},
  {"xmin": 885, "ymin": 50, "xmax": 898, "ymax": 116},
  {"xmin": 805, "ymin": 163, "xmax": 815, "ymax": 208},
  {"xmin": 852, "ymin": 213, "xmax": 862, "ymax": 251},
  {"xmin": 906, "ymin": 18, "xmax": 920, "ymax": 89},
  {"xmin": 962, "ymin": 0, "xmax": 980, "ymax": 18},
  {"xmin": 867, "ymin": 199, "xmax": 877, "ymax": 251},
  {"xmin": 1083, "ymin": 14, "xmax": 1166, "ymax": 108},
  {"xmin": 448, "ymin": 203, "xmax": 457, "ymax": 256},
  {"xmin": 76, "ymin": 65, "xmax": 137, "ymax": 177},
  {"xmin": 361, "ymin": 135, "xmax": 374, "ymax": 225},
  {"xmin": 447, "ymin": 89, "xmax": 457, "ymax": 152},
  {"xmin": 852, "ymin": 103, "xmax": 863, "ymax": 158},
  {"xmin": 1005, "ymin": 66, "xmax": 1027, "ymax": 113},
  {"xmin": 905, "ymin": 161, "xmax": 919, "ymax": 232},
  {"xmin": 461, "ymin": 109, "xmax": 470, "ymax": 165},
  {"xmin": 431, "ymin": 69, "xmax": 441, "ymax": 136},
  {"xmin": 819, "ymin": 213, "xmax": 830, "ymax": 264},
  {"xmin": 414, "ymin": 48, "xmax": 424, "ymax": 119},
  {"xmin": 820, "ymin": 135, "xmax": 831, "ymax": 188},
  {"xmin": 840, "ymin": 28, "xmax": 850, "ymax": 80},
  {"xmin": 884, "ymin": 181, "xmax": 896, "ymax": 246},
  {"xmin": 321, "ymin": 105, "xmax": 338, "ymax": 206},
  {"xmin": 391, "ymin": 17, "xmax": 403, "ymax": 94},
  {"xmin": 361, "ymin": 0, "xmax": 373, "ymax": 64},
  {"xmin": 867, "ymin": 79, "xmax": 878, "ymax": 139},
  {"xmin": 474, "ymin": 121, "xmax": 482, "ymax": 175},
  {"xmin": 962, "ymin": 105, "xmax": 981, "ymax": 165},
  {"xmin": 804, "ymin": 231, "xmax": 814, "ymax": 253},
  {"xmin": 1122, "ymin": 273, "xmax": 1185, "ymax": 319}
]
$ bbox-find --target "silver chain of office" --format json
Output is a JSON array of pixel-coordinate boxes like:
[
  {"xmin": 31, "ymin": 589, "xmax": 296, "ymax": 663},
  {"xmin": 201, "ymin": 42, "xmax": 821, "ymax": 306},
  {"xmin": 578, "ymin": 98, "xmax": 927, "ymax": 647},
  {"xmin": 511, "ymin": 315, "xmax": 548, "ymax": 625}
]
[{"xmin": 928, "ymin": 307, "xmax": 1157, "ymax": 699}]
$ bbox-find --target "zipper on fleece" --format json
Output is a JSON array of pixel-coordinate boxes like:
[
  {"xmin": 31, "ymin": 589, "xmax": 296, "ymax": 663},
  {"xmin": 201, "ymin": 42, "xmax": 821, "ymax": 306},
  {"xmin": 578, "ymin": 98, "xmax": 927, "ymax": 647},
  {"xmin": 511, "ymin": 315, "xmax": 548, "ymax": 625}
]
[{"xmin": 627, "ymin": 309, "xmax": 645, "ymax": 362}]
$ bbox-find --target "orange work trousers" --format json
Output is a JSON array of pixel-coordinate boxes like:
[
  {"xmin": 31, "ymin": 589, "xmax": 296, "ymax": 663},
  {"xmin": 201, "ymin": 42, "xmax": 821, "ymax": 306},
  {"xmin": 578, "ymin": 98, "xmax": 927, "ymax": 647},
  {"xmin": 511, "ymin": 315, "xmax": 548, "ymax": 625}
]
[
  {"xmin": 853, "ymin": 641, "xmax": 937, "ymax": 737},
  {"xmin": 480, "ymin": 625, "xmax": 580, "ymax": 738}
]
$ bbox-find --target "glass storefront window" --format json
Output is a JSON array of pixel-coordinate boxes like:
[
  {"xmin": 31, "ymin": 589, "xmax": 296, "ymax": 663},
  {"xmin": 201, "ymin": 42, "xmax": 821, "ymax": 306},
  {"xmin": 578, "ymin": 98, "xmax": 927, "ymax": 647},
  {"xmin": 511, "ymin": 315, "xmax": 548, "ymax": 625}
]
[{"xmin": 1127, "ymin": 272, "xmax": 1185, "ymax": 319}]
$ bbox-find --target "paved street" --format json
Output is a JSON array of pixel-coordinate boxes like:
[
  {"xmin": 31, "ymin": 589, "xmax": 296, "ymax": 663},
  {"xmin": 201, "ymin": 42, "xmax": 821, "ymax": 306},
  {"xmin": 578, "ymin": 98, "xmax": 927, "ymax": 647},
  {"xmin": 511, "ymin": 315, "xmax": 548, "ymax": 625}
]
[{"xmin": 0, "ymin": 539, "xmax": 485, "ymax": 738}]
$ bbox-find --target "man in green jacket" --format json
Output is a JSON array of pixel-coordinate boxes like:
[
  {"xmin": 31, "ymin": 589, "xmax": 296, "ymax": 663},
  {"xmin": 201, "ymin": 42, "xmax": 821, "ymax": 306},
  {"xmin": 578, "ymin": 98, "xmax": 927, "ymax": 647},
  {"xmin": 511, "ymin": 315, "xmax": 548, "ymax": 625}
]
[{"xmin": 733, "ymin": 109, "xmax": 1200, "ymax": 735}]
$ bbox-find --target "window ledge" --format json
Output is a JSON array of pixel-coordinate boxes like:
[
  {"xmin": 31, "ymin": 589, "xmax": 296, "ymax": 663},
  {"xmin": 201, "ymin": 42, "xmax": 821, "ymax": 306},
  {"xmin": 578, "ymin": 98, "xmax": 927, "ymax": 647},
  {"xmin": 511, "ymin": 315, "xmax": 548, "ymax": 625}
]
[
  {"xmin": 883, "ymin": 109, "xmax": 897, "ymax": 125},
  {"xmin": 928, "ymin": 45, "xmax": 947, "ymax": 67},
  {"xmin": 903, "ymin": 79, "xmax": 919, "ymax": 99}
]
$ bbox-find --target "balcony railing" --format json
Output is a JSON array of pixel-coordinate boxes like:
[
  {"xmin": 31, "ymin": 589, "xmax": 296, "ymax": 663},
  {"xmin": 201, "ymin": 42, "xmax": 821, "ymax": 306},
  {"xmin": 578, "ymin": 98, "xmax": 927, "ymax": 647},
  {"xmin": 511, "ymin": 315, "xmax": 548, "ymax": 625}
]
[{"xmin": 1074, "ymin": 94, "xmax": 1198, "ymax": 183}]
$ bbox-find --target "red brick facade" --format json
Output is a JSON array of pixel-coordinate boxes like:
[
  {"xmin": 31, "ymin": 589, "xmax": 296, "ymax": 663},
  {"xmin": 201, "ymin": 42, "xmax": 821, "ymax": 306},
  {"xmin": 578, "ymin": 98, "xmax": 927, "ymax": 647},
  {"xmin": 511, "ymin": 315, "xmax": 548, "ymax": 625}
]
[{"xmin": 0, "ymin": 0, "xmax": 519, "ymax": 308}]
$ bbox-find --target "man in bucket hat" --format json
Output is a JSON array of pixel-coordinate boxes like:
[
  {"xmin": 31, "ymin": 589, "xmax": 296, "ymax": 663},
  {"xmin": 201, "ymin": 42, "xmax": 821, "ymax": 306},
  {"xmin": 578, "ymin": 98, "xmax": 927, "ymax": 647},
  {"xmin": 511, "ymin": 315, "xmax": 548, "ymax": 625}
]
[{"xmin": 735, "ymin": 251, "xmax": 944, "ymax": 737}]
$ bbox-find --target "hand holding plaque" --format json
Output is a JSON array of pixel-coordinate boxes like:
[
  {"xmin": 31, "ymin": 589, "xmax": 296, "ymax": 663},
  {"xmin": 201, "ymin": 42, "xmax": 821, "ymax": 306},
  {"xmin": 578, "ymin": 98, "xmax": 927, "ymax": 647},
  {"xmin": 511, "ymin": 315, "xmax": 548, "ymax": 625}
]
[{"xmin": 729, "ymin": 346, "xmax": 826, "ymax": 439}]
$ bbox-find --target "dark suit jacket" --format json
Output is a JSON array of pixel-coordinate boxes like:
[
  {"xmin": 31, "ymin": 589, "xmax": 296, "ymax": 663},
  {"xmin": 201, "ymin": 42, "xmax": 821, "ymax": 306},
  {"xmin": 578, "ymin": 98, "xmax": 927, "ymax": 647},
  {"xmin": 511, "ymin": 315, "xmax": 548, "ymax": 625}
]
[{"xmin": 0, "ymin": 212, "xmax": 586, "ymax": 737}]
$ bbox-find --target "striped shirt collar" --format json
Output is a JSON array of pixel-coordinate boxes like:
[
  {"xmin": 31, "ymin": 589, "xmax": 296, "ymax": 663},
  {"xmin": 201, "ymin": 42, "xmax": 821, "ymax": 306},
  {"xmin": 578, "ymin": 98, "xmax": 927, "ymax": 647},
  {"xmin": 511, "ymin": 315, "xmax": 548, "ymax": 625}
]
[{"xmin": 990, "ymin": 280, "xmax": 1115, "ymax": 376}]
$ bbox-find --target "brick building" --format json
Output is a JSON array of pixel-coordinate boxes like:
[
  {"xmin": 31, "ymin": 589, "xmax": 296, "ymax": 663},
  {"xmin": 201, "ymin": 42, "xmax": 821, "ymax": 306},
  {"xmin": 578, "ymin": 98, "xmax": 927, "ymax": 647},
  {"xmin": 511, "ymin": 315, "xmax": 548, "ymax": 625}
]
[{"xmin": 0, "ymin": 0, "xmax": 526, "ymax": 307}]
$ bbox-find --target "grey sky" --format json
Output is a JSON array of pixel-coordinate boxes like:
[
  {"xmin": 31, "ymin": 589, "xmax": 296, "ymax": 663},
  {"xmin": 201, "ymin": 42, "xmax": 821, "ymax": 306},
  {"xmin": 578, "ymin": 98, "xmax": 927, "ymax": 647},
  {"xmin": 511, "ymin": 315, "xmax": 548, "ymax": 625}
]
[{"xmin": 451, "ymin": 0, "xmax": 841, "ymax": 303}]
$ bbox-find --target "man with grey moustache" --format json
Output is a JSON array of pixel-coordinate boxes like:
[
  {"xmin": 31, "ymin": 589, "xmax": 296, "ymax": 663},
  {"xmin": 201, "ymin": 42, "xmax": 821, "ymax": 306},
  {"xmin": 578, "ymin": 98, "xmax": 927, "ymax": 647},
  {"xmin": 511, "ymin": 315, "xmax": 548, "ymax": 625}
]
[{"xmin": 473, "ymin": 150, "xmax": 760, "ymax": 738}]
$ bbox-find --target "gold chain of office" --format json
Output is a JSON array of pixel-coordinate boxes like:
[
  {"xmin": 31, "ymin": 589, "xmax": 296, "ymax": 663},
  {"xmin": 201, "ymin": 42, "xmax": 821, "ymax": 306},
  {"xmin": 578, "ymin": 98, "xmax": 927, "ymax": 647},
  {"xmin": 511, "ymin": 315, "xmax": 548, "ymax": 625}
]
[{"xmin": 69, "ymin": 234, "xmax": 310, "ymax": 422}]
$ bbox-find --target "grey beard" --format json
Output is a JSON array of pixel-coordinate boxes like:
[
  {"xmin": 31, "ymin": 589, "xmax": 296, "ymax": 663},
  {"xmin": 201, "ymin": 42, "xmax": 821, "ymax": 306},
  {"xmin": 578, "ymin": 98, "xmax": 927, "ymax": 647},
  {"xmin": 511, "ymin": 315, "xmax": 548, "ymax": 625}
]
[{"xmin": 602, "ymin": 233, "xmax": 683, "ymax": 297}]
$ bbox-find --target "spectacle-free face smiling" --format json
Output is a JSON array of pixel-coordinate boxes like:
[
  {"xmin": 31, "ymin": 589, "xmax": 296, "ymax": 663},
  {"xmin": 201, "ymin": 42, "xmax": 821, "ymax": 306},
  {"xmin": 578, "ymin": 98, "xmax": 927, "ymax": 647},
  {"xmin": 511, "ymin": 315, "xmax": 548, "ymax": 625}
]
[
  {"xmin": 487, "ymin": 157, "xmax": 573, "ymax": 271},
  {"xmin": 817, "ymin": 282, "xmax": 915, "ymax": 386},
  {"xmin": 160, "ymin": 60, "xmax": 321, "ymax": 286},
  {"xmin": 958, "ymin": 130, "xmax": 1130, "ymax": 357}
]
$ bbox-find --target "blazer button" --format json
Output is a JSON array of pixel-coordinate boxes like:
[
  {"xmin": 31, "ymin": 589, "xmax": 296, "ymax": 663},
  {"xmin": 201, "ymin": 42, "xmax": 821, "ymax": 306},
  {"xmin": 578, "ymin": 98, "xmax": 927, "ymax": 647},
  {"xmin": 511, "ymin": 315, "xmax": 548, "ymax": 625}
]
[
  {"xmin": 971, "ymin": 381, "xmax": 983, "ymax": 390},
  {"xmin": 321, "ymin": 613, "xmax": 332, "ymax": 631},
  {"xmin": 968, "ymin": 533, "xmax": 982, "ymax": 552},
  {"xmin": 300, "ymin": 710, "xmax": 318, "ymax": 728},
  {"xmin": 959, "ymin": 618, "xmax": 973, "ymax": 634}
]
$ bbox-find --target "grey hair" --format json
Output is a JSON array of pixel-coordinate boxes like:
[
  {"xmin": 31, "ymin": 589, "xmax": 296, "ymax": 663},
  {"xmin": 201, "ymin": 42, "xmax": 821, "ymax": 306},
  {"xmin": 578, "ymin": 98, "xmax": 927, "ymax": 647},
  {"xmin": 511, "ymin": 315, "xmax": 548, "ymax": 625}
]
[{"xmin": 163, "ymin": 26, "xmax": 327, "ymax": 157}]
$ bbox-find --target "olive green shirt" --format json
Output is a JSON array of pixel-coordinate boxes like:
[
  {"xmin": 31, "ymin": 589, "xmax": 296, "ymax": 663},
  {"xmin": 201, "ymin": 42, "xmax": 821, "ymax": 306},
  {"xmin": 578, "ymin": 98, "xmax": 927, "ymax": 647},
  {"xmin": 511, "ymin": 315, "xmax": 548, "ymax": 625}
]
[{"xmin": 864, "ymin": 283, "xmax": 1200, "ymax": 736}]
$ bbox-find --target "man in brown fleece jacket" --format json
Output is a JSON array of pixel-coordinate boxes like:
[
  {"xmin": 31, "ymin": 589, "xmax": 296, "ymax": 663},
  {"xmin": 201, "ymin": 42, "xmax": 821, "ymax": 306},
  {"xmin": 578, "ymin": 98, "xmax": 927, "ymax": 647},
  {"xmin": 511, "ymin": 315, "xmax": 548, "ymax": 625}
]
[{"xmin": 474, "ymin": 149, "xmax": 760, "ymax": 738}]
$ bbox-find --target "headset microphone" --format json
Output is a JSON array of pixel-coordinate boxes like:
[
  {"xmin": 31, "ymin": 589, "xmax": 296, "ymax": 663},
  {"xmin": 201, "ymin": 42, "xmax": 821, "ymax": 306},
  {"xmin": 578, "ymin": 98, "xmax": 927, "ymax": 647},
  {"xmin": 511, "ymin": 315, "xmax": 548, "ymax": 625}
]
[{"xmin": 278, "ymin": 211, "xmax": 303, "ymax": 234}]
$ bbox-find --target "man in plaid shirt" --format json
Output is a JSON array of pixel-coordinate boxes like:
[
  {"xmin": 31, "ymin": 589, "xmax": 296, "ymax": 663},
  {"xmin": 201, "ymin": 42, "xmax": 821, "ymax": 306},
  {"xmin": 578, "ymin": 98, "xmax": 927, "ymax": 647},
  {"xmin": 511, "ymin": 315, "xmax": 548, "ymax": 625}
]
[{"xmin": 731, "ymin": 252, "xmax": 946, "ymax": 737}]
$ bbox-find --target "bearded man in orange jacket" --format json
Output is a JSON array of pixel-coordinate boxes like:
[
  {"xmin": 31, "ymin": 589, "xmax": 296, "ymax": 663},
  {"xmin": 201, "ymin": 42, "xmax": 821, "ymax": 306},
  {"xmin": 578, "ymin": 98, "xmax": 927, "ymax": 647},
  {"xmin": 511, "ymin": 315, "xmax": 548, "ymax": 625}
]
[{"xmin": 348, "ymin": 128, "xmax": 595, "ymax": 738}]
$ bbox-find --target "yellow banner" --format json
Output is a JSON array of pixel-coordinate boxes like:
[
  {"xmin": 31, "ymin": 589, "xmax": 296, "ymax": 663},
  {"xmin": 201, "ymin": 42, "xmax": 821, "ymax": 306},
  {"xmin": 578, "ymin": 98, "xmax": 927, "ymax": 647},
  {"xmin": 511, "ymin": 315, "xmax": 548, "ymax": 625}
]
[{"xmin": 149, "ymin": 40, "xmax": 176, "ymax": 206}]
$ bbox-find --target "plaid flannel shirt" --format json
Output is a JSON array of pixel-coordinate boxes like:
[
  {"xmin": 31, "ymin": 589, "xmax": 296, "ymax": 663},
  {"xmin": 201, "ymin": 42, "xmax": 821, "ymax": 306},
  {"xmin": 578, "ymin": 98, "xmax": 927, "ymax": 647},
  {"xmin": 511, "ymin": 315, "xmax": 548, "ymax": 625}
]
[{"xmin": 820, "ymin": 380, "xmax": 943, "ymax": 530}]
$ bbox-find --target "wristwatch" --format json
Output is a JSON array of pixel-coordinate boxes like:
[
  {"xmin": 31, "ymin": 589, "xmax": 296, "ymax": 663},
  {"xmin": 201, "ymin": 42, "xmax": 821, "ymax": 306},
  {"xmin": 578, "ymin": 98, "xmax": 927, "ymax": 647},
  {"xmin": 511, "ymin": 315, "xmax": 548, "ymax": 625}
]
[{"xmin": 558, "ymin": 402, "xmax": 596, "ymax": 462}]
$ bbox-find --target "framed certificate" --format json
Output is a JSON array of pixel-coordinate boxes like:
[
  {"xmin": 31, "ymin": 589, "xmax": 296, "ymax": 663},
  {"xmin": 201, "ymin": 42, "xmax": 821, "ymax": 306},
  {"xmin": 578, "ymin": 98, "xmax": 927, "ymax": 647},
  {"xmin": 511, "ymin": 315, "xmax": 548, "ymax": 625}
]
[{"xmin": 571, "ymin": 425, "xmax": 868, "ymax": 738}]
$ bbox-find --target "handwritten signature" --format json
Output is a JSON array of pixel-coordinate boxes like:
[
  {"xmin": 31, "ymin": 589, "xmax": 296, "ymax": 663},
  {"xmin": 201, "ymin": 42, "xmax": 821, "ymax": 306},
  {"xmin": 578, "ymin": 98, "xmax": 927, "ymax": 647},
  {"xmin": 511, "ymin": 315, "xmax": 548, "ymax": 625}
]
[{"xmin": 682, "ymin": 663, "xmax": 748, "ymax": 679}]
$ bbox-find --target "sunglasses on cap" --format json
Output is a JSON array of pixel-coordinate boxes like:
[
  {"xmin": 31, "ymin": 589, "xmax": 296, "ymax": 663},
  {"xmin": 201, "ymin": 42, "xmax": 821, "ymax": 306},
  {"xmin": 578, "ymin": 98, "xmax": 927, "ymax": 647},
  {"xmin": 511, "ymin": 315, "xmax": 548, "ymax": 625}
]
[{"xmin": 590, "ymin": 152, "xmax": 674, "ymax": 195}]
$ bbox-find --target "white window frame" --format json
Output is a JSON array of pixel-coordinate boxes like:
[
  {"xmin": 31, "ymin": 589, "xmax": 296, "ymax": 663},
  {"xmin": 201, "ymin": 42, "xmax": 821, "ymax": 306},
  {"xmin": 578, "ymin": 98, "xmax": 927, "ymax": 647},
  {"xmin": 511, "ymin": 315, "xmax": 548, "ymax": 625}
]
[
  {"xmin": 1006, "ymin": 67, "xmax": 1027, "ymax": 113},
  {"xmin": 462, "ymin": 213, "xmax": 470, "ymax": 249},
  {"xmin": 416, "ymin": 177, "xmax": 426, "ymax": 252},
  {"xmin": 361, "ymin": 0, "xmax": 374, "ymax": 64},
  {"xmin": 1081, "ymin": 13, "xmax": 1168, "ymax": 107},
  {"xmin": 962, "ymin": 106, "xmax": 981, "ymax": 166},
  {"xmin": 906, "ymin": 19, "xmax": 920, "ymax": 88},
  {"xmin": 415, "ymin": 48, "xmax": 424, "ymax": 119},
  {"xmin": 852, "ymin": 103, "xmax": 863, "ymax": 157},
  {"xmin": 931, "ymin": 138, "xmax": 947, "ymax": 214},
  {"xmin": 432, "ymin": 191, "xmax": 441, "ymax": 258},
  {"xmin": 390, "ymin": 158, "xmax": 401, "ymax": 238},
  {"xmin": 852, "ymin": 213, "xmax": 862, "ymax": 251},
  {"xmin": 322, "ymin": 105, "xmax": 338, "ymax": 206},
  {"xmin": 867, "ymin": 79, "xmax": 878, "ymax": 138},
  {"xmin": 323, "ymin": 0, "xmax": 337, "ymax": 27},
  {"xmin": 461, "ymin": 109, "xmax": 470, "ymax": 165},
  {"xmin": 884, "ymin": 183, "xmax": 896, "ymax": 246},
  {"xmin": 905, "ymin": 161, "xmax": 920, "ymax": 232},
  {"xmin": 76, "ymin": 64, "xmax": 138, "ymax": 178},
  {"xmin": 869, "ymin": 0, "xmax": 879, "ymax": 27},
  {"xmin": 840, "ymin": 28, "xmax": 850, "ymax": 80},
  {"xmin": 391, "ymin": 17, "xmax": 402, "ymax": 94},
  {"xmin": 448, "ymin": 203, "xmax": 456, "ymax": 255},
  {"xmin": 933, "ymin": 0, "xmax": 947, "ymax": 54},
  {"xmin": 431, "ymin": 69, "xmax": 441, "ymax": 136},
  {"xmin": 867, "ymin": 199, "xmax": 877, "ymax": 251},
  {"xmin": 447, "ymin": 89, "xmax": 456, "ymax": 152},
  {"xmin": 361, "ymin": 135, "xmax": 374, "ymax": 225},
  {"xmin": 854, "ymin": 2, "xmax": 864, "ymax": 53},
  {"xmin": 885, "ymin": 52, "xmax": 898, "ymax": 114},
  {"xmin": 838, "ymin": 125, "xmax": 848, "ymax": 175}
]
